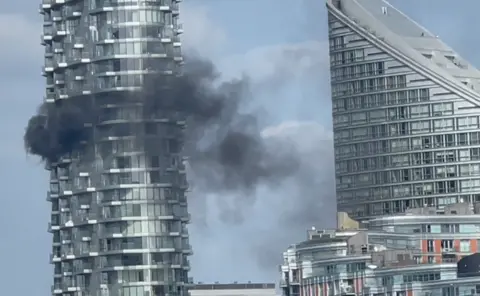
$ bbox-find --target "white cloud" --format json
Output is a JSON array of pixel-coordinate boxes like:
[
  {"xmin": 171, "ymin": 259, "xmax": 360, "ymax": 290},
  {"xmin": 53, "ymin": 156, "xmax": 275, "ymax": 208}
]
[
  {"xmin": 180, "ymin": 3, "xmax": 228, "ymax": 58},
  {"xmin": 219, "ymin": 40, "xmax": 329, "ymax": 85},
  {"xmin": 180, "ymin": 3, "xmax": 329, "ymax": 87}
]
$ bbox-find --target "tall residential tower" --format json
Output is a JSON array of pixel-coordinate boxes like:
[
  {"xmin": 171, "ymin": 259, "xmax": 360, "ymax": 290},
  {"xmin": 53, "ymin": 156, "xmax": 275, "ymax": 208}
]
[
  {"xmin": 40, "ymin": 0, "xmax": 192, "ymax": 295},
  {"xmin": 328, "ymin": 0, "xmax": 480, "ymax": 220}
]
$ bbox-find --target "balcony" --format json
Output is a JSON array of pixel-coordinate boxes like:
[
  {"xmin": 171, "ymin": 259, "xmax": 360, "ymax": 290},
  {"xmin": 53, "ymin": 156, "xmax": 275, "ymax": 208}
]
[
  {"xmin": 41, "ymin": 34, "xmax": 53, "ymax": 44},
  {"xmin": 290, "ymin": 277, "xmax": 300, "ymax": 284},
  {"xmin": 53, "ymin": 45, "xmax": 64, "ymax": 53},
  {"xmin": 50, "ymin": 253, "xmax": 62, "ymax": 263},
  {"xmin": 52, "ymin": 25, "xmax": 67, "ymax": 38},
  {"xmin": 56, "ymin": 89, "xmax": 69, "ymax": 100},
  {"xmin": 172, "ymin": 2, "xmax": 179, "ymax": 14},
  {"xmin": 47, "ymin": 191, "xmax": 59, "ymax": 201},
  {"xmin": 181, "ymin": 213, "xmax": 191, "ymax": 222},
  {"xmin": 43, "ymin": 24, "xmax": 53, "ymax": 35},
  {"xmin": 54, "ymin": 74, "xmax": 65, "ymax": 85},
  {"xmin": 48, "ymin": 222, "xmax": 60, "ymax": 232},
  {"xmin": 51, "ymin": 12, "xmax": 63, "ymax": 22},
  {"xmin": 41, "ymin": 0, "xmax": 52, "ymax": 9},
  {"xmin": 51, "ymin": 285, "xmax": 62, "ymax": 294},
  {"xmin": 44, "ymin": 93, "xmax": 56, "ymax": 103},
  {"xmin": 66, "ymin": 5, "xmax": 82, "ymax": 19},
  {"xmin": 54, "ymin": 56, "xmax": 67, "ymax": 68},
  {"xmin": 175, "ymin": 23, "xmax": 183, "ymax": 34}
]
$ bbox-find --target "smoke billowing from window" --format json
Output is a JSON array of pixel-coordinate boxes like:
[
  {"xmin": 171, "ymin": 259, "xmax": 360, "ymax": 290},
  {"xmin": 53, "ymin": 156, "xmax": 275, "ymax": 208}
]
[{"xmin": 24, "ymin": 56, "xmax": 300, "ymax": 193}]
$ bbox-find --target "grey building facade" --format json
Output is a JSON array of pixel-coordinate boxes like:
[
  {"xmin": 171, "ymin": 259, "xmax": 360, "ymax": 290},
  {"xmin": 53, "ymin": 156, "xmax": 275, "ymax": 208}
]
[
  {"xmin": 189, "ymin": 283, "xmax": 277, "ymax": 296},
  {"xmin": 280, "ymin": 209, "xmax": 480, "ymax": 296},
  {"xmin": 327, "ymin": 0, "xmax": 480, "ymax": 220},
  {"xmin": 40, "ymin": 0, "xmax": 192, "ymax": 295}
]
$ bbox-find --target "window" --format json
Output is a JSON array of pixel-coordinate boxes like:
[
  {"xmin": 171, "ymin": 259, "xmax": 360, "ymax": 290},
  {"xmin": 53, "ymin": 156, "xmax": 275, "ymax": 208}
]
[
  {"xmin": 458, "ymin": 133, "xmax": 468, "ymax": 145},
  {"xmin": 397, "ymin": 75, "xmax": 407, "ymax": 88},
  {"xmin": 434, "ymin": 119, "xmax": 454, "ymax": 131},
  {"xmin": 441, "ymin": 240, "xmax": 454, "ymax": 251},
  {"xmin": 458, "ymin": 116, "xmax": 479, "ymax": 129},
  {"xmin": 408, "ymin": 89, "xmax": 419, "ymax": 102},
  {"xmin": 427, "ymin": 240, "xmax": 435, "ymax": 252},
  {"xmin": 419, "ymin": 88, "xmax": 430, "ymax": 100},
  {"xmin": 460, "ymin": 240, "xmax": 471, "ymax": 252},
  {"xmin": 432, "ymin": 102, "xmax": 453, "ymax": 115},
  {"xmin": 411, "ymin": 121, "xmax": 430, "ymax": 134}
]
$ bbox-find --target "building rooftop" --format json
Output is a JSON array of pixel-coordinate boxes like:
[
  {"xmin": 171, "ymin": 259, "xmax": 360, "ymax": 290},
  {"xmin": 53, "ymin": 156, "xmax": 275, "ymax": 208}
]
[
  {"xmin": 327, "ymin": 0, "xmax": 480, "ymax": 96},
  {"xmin": 191, "ymin": 283, "xmax": 275, "ymax": 290}
]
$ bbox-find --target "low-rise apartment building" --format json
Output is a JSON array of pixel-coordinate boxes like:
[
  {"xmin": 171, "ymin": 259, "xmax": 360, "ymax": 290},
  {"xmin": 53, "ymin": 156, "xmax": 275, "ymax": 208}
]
[{"xmin": 280, "ymin": 204, "xmax": 480, "ymax": 296}]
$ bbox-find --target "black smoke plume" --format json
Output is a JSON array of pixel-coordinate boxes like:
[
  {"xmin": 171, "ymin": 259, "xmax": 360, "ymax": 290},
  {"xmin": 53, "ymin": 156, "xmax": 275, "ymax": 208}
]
[
  {"xmin": 24, "ymin": 56, "xmax": 300, "ymax": 192},
  {"xmin": 24, "ymin": 101, "xmax": 92, "ymax": 162}
]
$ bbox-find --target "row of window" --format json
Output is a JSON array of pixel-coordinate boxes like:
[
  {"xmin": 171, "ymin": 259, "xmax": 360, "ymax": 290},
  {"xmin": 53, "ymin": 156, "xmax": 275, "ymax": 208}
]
[
  {"xmin": 337, "ymin": 164, "xmax": 480, "ymax": 184},
  {"xmin": 329, "ymin": 49, "xmax": 365, "ymax": 66},
  {"xmin": 55, "ymin": 220, "xmax": 183, "ymax": 242},
  {"xmin": 338, "ymin": 178, "xmax": 480, "ymax": 198},
  {"xmin": 424, "ymin": 239, "xmax": 473, "ymax": 252},
  {"xmin": 328, "ymin": 35, "xmax": 346, "ymax": 50},
  {"xmin": 99, "ymin": 237, "xmax": 188, "ymax": 254},
  {"xmin": 330, "ymin": 61, "xmax": 385, "ymax": 81},
  {"xmin": 335, "ymin": 132, "xmax": 480, "ymax": 158},
  {"xmin": 335, "ymin": 119, "xmax": 479, "ymax": 143},
  {"xmin": 51, "ymin": 188, "xmax": 185, "ymax": 205},
  {"xmin": 94, "ymin": 57, "xmax": 176, "ymax": 73},
  {"xmin": 97, "ymin": 253, "xmax": 187, "ymax": 269},
  {"xmin": 422, "ymin": 224, "xmax": 479, "ymax": 234},
  {"xmin": 402, "ymin": 273, "xmax": 441, "ymax": 283},
  {"xmin": 102, "ymin": 171, "xmax": 187, "ymax": 187},
  {"xmin": 336, "ymin": 150, "xmax": 480, "ymax": 173},
  {"xmin": 100, "ymin": 221, "xmax": 191, "ymax": 243},
  {"xmin": 338, "ymin": 171, "xmax": 473, "ymax": 191},
  {"xmin": 338, "ymin": 197, "xmax": 480, "ymax": 217},
  {"xmin": 102, "ymin": 203, "xmax": 187, "ymax": 218},
  {"xmin": 332, "ymin": 89, "xmax": 431, "ymax": 112},
  {"xmin": 332, "ymin": 75, "xmax": 407, "ymax": 97},
  {"xmin": 56, "ymin": 204, "xmax": 188, "ymax": 226},
  {"xmin": 333, "ymin": 103, "xmax": 461, "ymax": 126},
  {"xmin": 92, "ymin": 7, "xmax": 177, "ymax": 24}
]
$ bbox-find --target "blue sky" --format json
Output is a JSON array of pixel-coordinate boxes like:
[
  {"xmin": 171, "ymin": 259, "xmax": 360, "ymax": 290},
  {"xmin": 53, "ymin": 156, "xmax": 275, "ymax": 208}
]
[{"xmin": 0, "ymin": 0, "xmax": 479, "ymax": 293}]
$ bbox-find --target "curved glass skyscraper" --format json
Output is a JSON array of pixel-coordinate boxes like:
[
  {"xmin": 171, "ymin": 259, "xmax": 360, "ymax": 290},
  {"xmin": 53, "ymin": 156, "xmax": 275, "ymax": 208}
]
[
  {"xmin": 327, "ymin": 0, "xmax": 480, "ymax": 220},
  {"xmin": 40, "ymin": 0, "xmax": 192, "ymax": 295}
]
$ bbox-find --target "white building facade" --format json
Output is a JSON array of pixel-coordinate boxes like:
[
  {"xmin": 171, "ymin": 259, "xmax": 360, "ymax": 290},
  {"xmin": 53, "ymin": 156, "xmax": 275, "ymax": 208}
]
[{"xmin": 328, "ymin": 0, "xmax": 480, "ymax": 220}]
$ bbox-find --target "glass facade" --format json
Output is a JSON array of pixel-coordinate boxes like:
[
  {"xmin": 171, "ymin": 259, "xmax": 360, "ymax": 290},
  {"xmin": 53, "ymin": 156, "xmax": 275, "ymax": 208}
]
[
  {"xmin": 40, "ymin": 0, "xmax": 191, "ymax": 295},
  {"xmin": 327, "ymin": 0, "xmax": 480, "ymax": 220}
]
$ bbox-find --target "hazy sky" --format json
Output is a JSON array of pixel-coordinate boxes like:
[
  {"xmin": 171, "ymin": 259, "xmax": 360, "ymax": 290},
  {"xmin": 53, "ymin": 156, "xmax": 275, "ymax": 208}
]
[{"xmin": 1, "ymin": 0, "xmax": 480, "ymax": 294}]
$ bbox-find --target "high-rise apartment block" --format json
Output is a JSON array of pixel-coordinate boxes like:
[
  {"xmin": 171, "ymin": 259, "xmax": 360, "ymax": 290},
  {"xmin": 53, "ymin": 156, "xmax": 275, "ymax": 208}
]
[
  {"xmin": 40, "ymin": 0, "xmax": 192, "ymax": 295},
  {"xmin": 329, "ymin": 0, "xmax": 480, "ymax": 220}
]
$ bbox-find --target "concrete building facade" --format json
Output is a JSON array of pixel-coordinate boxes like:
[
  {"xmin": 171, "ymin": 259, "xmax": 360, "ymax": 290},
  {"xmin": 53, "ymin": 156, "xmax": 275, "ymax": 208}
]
[
  {"xmin": 327, "ymin": 0, "xmax": 480, "ymax": 220},
  {"xmin": 280, "ymin": 207, "xmax": 480, "ymax": 296},
  {"xmin": 189, "ymin": 283, "xmax": 276, "ymax": 296},
  {"xmin": 40, "ymin": 0, "xmax": 191, "ymax": 295}
]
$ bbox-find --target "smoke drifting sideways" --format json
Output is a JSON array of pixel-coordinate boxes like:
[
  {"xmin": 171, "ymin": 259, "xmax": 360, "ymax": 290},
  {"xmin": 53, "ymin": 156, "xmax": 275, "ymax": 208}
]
[{"xmin": 24, "ymin": 56, "xmax": 301, "ymax": 193}]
